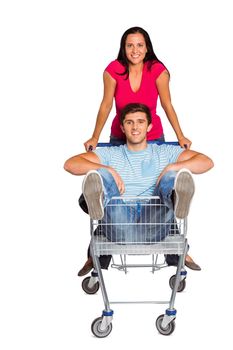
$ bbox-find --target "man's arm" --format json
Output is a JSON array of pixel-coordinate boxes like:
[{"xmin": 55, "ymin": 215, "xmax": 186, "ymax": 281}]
[
  {"xmin": 64, "ymin": 152, "xmax": 125, "ymax": 194},
  {"xmin": 64, "ymin": 152, "xmax": 104, "ymax": 175},
  {"xmin": 157, "ymin": 149, "xmax": 214, "ymax": 184},
  {"xmin": 173, "ymin": 149, "xmax": 214, "ymax": 174}
]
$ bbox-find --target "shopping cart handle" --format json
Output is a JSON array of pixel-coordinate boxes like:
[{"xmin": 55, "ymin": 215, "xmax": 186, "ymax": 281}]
[{"xmin": 97, "ymin": 141, "xmax": 179, "ymax": 147}]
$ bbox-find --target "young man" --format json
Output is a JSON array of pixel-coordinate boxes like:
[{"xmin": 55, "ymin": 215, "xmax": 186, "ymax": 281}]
[{"xmin": 64, "ymin": 103, "xmax": 214, "ymax": 272}]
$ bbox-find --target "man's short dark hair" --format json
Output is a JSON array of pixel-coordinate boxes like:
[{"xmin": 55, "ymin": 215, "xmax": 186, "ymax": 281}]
[{"xmin": 120, "ymin": 103, "xmax": 152, "ymax": 125}]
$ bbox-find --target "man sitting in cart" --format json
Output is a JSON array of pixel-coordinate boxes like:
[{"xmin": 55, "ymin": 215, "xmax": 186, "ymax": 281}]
[{"xmin": 64, "ymin": 103, "xmax": 213, "ymax": 262}]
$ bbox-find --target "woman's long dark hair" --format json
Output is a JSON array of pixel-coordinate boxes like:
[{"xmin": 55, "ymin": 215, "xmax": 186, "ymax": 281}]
[{"xmin": 116, "ymin": 27, "xmax": 164, "ymax": 77}]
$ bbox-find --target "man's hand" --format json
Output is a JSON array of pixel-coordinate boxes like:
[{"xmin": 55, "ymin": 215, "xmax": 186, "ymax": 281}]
[{"xmin": 107, "ymin": 167, "xmax": 125, "ymax": 195}]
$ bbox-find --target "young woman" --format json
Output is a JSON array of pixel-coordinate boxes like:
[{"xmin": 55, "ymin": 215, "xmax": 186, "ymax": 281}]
[{"xmin": 84, "ymin": 26, "xmax": 191, "ymax": 150}]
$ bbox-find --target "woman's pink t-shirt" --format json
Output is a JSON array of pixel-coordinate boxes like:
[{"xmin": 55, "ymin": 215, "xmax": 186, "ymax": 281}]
[{"xmin": 105, "ymin": 60, "xmax": 167, "ymax": 140}]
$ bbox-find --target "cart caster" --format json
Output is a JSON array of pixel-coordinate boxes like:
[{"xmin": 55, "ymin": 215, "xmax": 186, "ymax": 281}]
[
  {"xmin": 81, "ymin": 276, "xmax": 99, "ymax": 294},
  {"xmin": 91, "ymin": 317, "xmax": 113, "ymax": 338},
  {"xmin": 155, "ymin": 314, "xmax": 175, "ymax": 335},
  {"xmin": 169, "ymin": 275, "xmax": 186, "ymax": 292}
]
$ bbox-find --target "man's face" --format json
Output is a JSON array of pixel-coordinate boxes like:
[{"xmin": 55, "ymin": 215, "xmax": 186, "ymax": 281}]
[{"xmin": 121, "ymin": 111, "xmax": 152, "ymax": 145}]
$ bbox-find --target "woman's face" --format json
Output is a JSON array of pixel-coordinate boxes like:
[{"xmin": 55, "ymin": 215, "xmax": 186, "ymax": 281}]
[{"xmin": 125, "ymin": 33, "xmax": 147, "ymax": 65}]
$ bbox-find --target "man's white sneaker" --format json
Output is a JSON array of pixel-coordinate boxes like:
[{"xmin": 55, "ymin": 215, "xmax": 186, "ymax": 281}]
[
  {"xmin": 174, "ymin": 169, "xmax": 195, "ymax": 219},
  {"xmin": 82, "ymin": 170, "xmax": 104, "ymax": 220}
]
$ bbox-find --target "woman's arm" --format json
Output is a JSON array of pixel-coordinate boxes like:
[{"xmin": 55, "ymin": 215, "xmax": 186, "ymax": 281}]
[
  {"xmin": 84, "ymin": 71, "xmax": 116, "ymax": 151},
  {"xmin": 156, "ymin": 71, "xmax": 191, "ymax": 148}
]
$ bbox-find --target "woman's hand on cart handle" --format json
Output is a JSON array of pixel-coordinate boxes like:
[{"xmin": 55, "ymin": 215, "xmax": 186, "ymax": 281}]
[
  {"xmin": 178, "ymin": 136, "xmax": 192, "ymax": 149},
  {"xmin": 84, "ymin": 137, "xmax": 98, "ymax": 151}
]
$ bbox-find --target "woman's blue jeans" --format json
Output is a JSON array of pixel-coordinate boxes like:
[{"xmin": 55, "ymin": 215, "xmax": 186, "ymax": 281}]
[{"xmin": 98, "ymin": 168, "xmax": 176, "ymax": 243}]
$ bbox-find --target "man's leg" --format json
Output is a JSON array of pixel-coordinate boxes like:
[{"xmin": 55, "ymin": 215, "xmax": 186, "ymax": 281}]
[
  {"xmin": 154, "ymin": 169, "xmax": 195, "ymax": 219},
  {"xmin": 155, "ymin": 169, "xmax": 200, "ymax": 270},
  {"xmin": 82, "ymin": 168, "xmax": 120, "ymax": 220},
  {"xmin": 154, "ymin": 171, "xmax": 176, "ymax": 211},
  {"xmin": 78, "ymin": 169, "xmax": 121, "ymax": 276},
  {"xmin": 82, "ymin": 168, "xmax": 137, "ymax": 243},
  {"xmin": 77, "ymin": 229, "xmax": 112, "ymax": 276},
  {"xmin": 139, "ymin": 198, "xmax": 174, "ymax": 243},
  {"xmin": 139, "ymin": 171, "xmax": 177, "ymax": 243},
  {"xmin": 154, "ymin": 171, "xmax": 181, "ymax": 265}
]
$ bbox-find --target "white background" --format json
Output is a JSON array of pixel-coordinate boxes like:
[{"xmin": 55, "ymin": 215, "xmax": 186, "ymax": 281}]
[{"xmin": 0, "ymin": 0, "xmax": 232, "ymax": 348}]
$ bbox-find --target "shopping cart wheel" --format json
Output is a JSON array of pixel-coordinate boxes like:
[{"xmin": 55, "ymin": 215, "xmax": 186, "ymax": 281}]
[
  {"xmin": 169, "ymin": 275, "xmax": 186, "ymax": 292},
  {"xmin": 155, "ymin": 314, "xmax": 175, "ymax": 335},
  {"xmin": 91, "ymin": 317, "xmax": 113, "ymax": 338},
  {"xmin": 81, "ymin": 276, "xmax": 99, "ymax": 294}
]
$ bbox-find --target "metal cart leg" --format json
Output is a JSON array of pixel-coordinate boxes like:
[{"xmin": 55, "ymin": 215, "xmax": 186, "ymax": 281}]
[
  {"xmin": 90, "ymin": 243, "xmax": 113, "ymax": 336},
  {"xmin": 160, "ymin": 238, "xmax": 189, "ymax": 331}
]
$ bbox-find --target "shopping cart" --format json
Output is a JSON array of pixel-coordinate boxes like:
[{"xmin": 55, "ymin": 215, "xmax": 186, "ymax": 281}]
[{"xmin": 81, "ymin": 194, "xmax": 188, "ymax": 337}]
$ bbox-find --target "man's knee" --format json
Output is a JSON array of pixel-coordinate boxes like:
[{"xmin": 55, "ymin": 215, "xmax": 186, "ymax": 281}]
[{"xmin": 159, "ymin": 170, "xmax": 177, "ymax": 184}]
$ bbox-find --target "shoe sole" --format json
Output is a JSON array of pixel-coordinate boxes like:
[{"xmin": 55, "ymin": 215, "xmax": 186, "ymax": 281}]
[
  {"xmin": 82, "ymin": 171, "xmax": 104, "ymax": 220},
  {"xmin": 174, "ymin": 169, "xmax": 195, "ymax": 219}
]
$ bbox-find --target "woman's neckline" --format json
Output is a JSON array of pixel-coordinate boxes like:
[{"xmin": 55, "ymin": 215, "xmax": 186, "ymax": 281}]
[{"xmin": 128, "ymin": 62, "xmax": 146, "ymax": 93}]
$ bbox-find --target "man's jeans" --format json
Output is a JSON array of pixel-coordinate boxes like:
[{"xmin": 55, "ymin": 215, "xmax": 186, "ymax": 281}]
[{"xmin": 98, "ymin": 168, "xmax": 177, "ymax": 243}]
